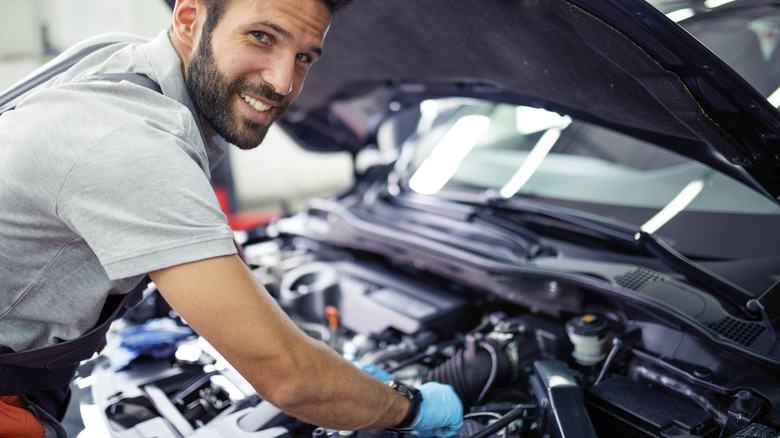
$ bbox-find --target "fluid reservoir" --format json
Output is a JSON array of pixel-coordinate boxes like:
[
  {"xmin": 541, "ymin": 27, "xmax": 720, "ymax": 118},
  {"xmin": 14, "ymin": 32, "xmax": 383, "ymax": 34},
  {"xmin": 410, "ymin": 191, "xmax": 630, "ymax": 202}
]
[{"xmin": 565, "ymin": 314, "xmax": 610, "ymax": 366}]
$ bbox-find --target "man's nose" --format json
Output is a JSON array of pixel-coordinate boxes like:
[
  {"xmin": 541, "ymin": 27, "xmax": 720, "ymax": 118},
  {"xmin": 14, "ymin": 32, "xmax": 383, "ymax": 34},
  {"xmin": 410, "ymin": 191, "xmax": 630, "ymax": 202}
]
[{"xmin": 261, "ymin": 56, "xmax": 295, "ymax": 96}]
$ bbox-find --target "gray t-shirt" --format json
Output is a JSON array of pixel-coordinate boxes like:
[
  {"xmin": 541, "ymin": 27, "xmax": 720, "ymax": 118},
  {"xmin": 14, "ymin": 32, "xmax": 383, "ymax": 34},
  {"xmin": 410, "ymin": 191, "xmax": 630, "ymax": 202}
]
[{"xmin": 0, "ymin": 31, "xmax": 237, "ymax": 351}]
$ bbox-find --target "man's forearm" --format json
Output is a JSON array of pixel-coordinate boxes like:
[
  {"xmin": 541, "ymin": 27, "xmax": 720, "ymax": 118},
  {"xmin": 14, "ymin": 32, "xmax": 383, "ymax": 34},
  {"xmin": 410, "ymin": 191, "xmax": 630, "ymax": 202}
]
[
  {"xmin": 150, "ymin": 254, "xmax": 410, "ymax": 430},
  {"xmin": 264, "ymin": 337, "xmax": 410, "ymax": 430}
]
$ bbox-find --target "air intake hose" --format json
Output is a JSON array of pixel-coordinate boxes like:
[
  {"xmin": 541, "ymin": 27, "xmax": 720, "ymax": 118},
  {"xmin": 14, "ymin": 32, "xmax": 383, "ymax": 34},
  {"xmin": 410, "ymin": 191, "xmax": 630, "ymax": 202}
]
[{"xmin": 424, "ymin": 331, "xmax": 530, "ymax": 408}]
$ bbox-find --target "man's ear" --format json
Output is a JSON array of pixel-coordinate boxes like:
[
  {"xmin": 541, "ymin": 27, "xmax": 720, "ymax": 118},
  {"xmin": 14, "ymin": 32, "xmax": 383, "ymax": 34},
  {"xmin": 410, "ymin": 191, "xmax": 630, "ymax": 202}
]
[{"xmin": 171, "ymin": 0, "xmax": 204, "ymax": 57}]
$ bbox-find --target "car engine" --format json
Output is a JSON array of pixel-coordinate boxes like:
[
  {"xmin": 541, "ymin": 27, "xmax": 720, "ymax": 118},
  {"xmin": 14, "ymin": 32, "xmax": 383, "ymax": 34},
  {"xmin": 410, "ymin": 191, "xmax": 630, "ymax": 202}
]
[{"xmin": 78, "ymin": 210, "xmax": 780, "ymax": 438}]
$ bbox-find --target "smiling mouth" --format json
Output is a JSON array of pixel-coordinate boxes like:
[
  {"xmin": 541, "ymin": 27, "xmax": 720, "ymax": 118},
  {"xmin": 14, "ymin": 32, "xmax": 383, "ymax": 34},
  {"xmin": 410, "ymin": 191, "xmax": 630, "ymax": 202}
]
[{"xmin": 239, "ymin": 92, "xmax": 272, "ymax": 112}]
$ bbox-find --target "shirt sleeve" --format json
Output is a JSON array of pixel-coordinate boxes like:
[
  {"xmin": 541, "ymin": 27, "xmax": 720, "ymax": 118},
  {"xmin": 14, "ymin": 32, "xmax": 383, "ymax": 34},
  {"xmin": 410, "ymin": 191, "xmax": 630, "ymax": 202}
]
[{"xmin": 57, "ymin": 120, "xmax": 237, "ymax": 280}]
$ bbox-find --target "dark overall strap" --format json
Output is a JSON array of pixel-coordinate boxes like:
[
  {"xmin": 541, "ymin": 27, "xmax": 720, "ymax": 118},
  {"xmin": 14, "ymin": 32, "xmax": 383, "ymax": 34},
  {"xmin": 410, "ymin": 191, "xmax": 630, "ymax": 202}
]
[
  {"xmin": 0, "ymin": 36, "xmax": 162, "ymax": 115},
  {"xmin": 0, "ymin": 40, "xmax": 163, "ymax": 395},
  {"xmin": 0, "ymin": 73, "xmax": 162, "ymax": 116},
  {"xmin": 0, "ymin": 41, "xmax": 118, "ymax": 114},
  {"xmin": 0, "ymin": 68, "xmax": 157, "ymax": 387},
  {"xmin": 0, "ymin": 281, "xmax": 147, "ymax": 394},
  {"xmin": 77, "ymin": 73, "xmax": 162, "ymax": 94}
]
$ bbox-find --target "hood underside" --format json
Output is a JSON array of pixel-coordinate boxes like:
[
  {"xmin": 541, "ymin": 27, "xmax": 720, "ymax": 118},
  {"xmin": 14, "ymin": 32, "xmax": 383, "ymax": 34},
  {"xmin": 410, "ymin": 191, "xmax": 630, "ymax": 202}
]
[{"xmin": 281, "ymin": 0, "xmax": 780, "ymax": 203}]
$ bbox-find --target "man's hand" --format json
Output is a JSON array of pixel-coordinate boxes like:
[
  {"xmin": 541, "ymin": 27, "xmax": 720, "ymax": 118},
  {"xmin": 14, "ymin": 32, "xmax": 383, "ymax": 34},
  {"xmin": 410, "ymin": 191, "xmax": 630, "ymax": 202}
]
[
  {"xmin": 354, "ymin": 361, "xmax": 392, "ymax": 382},
  {"xmin": 410, "ymin": 382, "xmax": 464, "ymax": 438},
  {"xmin": 354, "ymin": 362, "xmax": 463, "ymax": 437}
]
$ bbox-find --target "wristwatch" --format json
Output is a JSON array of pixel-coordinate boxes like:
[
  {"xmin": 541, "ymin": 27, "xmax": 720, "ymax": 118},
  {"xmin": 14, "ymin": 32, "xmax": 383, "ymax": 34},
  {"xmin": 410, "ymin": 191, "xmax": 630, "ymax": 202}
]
[{"xmin": 386, "ymin": 380, "xmax": 423, "ymax": 430}]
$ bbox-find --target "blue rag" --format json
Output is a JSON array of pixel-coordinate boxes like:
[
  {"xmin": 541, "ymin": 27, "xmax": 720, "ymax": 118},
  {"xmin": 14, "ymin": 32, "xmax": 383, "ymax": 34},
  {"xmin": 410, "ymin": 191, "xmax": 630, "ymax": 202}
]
[{"xmin": 110, "ymin": 318, "xmax": 194, "ymax": 370}]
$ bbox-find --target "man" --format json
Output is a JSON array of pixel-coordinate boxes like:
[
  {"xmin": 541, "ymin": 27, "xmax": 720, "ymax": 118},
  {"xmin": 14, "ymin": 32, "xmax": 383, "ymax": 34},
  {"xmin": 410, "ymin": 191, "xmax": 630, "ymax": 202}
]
[{"xmin": 0, "ymin": 0, "xmax": 464, "ymax": 436}]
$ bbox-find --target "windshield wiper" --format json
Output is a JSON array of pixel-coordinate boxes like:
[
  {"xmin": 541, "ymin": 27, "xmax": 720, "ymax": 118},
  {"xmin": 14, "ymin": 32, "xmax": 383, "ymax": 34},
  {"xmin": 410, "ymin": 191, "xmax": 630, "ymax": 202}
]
[
  {"xmin": 373, "ymin": 195, "xmax": 548, "ymax": 261},
  {"xmin": 483, "ymin": 196, "xmax": 756, "ymax": 312}
]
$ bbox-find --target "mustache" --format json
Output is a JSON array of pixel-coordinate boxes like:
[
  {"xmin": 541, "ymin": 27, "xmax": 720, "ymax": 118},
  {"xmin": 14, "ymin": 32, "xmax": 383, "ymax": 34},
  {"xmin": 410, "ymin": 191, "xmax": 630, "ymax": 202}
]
[{"xmin": 234, "ymin": 80, "xmax": 289, "ymax": 109}]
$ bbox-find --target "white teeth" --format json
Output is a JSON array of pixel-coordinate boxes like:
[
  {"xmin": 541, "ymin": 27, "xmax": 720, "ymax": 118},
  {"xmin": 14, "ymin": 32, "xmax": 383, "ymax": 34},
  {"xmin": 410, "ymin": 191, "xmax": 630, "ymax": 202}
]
[{"xmin": 240, "ymin": 92, "xmax": 271, "ymax": 112}]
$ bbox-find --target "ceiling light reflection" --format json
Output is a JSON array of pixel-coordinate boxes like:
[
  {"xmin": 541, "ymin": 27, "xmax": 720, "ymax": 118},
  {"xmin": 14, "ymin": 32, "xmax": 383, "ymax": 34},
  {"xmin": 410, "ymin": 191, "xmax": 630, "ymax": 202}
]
[
  {"xmin": 548, "ymin": 375, "xmax": 575, "ymax": 387},
  {"xmin": 499, "ymin": 127, "xmax": 565, "ymax": 198},
  {"xmin": 516, "ymin": 107, "xmax": 570, "ymax": 134},
  {"xmin": 409, "ymin": 115, "xmax": 490, "ymax": 195},
  {"xmin": 704, "ymin": 0, "xmax": 736, "ymax": 8},
  {"xmin": 767, "ymin": 86, "xmax": 780, "ymax": 108},
  {"xmin": 641, "ymin": 178, "xmax": 706, "ymax": 234},
  {"xmin": 666, "ymin": 8, "xmax": 695, "ymax": 22}
]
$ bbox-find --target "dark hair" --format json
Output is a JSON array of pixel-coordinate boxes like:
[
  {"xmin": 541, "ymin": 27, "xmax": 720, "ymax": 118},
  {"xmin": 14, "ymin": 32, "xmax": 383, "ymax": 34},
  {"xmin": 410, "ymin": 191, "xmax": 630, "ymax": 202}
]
[
  {"xmin": 200, "ymin": 0, "xmax": 355, "ymax": 34},
  {"xmin": 321, "ymin": 0, "xmax": 356, "ymax": 13}
]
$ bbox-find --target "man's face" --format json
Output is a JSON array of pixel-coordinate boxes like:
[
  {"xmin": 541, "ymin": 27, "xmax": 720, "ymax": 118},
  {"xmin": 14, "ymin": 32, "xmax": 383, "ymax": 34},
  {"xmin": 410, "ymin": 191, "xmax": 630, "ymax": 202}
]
[{"xmin": 186, "ymin": 0, "xmax": 331, "ymax": 150}]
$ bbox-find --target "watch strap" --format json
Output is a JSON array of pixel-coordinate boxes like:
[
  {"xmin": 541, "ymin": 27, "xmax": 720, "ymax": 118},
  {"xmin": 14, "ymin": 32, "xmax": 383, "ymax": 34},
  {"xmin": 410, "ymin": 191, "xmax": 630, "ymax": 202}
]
[{"xmin": 387, "ymin": 380, "xmax": 423, "ymax": 430}]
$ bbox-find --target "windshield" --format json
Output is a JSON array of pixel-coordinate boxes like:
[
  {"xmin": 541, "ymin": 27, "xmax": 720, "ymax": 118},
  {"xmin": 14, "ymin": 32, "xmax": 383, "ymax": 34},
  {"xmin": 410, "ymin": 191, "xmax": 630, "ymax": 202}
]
[
  {"xmin": 387, "ymin": 3, "xmax": 780, "ymax": 261},
  {"xmin": 395, "ymin": 98, "xmax": 780, "ymax": 260}
]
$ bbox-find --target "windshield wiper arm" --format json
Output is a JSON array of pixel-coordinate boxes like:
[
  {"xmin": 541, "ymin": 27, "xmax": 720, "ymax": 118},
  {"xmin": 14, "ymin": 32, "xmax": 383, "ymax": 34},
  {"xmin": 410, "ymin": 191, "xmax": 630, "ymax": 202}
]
[{"xmin": 485, "ymin": 197, "xmax": 755, "ymax": 312}]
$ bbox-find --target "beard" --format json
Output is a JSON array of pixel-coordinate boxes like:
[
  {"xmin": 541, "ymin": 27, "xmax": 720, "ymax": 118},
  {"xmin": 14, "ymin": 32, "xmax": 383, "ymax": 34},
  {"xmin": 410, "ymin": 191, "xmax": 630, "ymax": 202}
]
[{"xmin": 186, "ymin": 34, "xmax": 290, "ymax": 150}]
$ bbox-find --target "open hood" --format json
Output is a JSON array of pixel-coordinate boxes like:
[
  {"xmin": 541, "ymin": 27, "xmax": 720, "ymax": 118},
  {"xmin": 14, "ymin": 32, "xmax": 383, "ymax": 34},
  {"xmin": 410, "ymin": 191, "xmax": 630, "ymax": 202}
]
[
  {"xmin": 77, "ymin": 4, "xmax": 780, "ymax": 437},
  {"xmin": 279, "ymin": 0, "xmax": 780, "ymax": 203}
]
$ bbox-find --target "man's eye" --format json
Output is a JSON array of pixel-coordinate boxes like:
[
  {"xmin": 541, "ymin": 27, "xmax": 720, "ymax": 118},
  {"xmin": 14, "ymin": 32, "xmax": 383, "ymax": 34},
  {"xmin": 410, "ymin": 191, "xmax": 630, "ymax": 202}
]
[
  {"xmin": 252, "ymin": 31, "xmax": 271, "ymax": 44},
  {"xmin": 296, "ymin": 53, "xmax": 312, "ymax": 64}
]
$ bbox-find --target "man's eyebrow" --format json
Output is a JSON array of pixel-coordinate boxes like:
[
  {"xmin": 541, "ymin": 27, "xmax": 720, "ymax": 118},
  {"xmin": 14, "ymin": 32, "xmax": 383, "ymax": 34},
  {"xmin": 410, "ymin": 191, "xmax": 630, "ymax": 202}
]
[{"xmin": 255, "ymin": 21, "xmax": 323, "ymax": 57}]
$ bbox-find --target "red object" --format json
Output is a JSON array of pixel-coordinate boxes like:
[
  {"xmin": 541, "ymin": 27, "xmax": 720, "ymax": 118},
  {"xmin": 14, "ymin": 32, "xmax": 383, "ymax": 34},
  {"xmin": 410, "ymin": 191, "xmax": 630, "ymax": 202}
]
[
  {"xmin": 325, "ymin": 305, "xmax": 340, "ymax": 330},
  {"xmin": 0, "ymin": 396, "xmax": 45, "ymax": 438},
  {"xmin": 214, "ymin": 187, "xmax": 281, "ymax": 231}
]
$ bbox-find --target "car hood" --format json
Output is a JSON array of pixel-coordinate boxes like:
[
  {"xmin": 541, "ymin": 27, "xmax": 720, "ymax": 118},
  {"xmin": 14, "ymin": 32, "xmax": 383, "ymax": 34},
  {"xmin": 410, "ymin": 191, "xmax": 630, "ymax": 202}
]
[{"xmin": 279, "ymin": 0, "xmax": 780, "ymax": 204}]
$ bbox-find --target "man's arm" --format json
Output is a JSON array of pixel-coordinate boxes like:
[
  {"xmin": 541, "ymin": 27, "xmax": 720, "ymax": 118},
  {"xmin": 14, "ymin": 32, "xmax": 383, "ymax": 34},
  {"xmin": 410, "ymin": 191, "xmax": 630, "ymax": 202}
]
[{"xmin": 149, "ymin": 254, "xmax": 409, "ymax": 431}]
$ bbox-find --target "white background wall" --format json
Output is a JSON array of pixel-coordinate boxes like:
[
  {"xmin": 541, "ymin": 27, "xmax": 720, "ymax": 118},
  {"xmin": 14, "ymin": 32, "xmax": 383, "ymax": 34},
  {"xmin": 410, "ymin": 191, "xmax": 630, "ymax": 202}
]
[{"xmin": 0, "ymin": 0, "xmax": 353, "ymax": 213}]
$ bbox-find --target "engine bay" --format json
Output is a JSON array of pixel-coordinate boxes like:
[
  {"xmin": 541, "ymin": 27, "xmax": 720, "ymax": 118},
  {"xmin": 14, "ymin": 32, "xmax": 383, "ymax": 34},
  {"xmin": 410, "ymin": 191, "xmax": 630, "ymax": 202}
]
[{"xmin": 77, "ymin": 214, "xmax": 780, "ymax": 438}]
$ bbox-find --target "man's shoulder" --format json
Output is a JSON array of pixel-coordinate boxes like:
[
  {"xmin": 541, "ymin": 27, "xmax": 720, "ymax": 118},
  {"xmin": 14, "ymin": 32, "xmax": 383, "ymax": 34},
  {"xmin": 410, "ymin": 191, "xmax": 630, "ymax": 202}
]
[{"xmin": 21, "ymin": 78, "xmax": 197, "ymax": 141}]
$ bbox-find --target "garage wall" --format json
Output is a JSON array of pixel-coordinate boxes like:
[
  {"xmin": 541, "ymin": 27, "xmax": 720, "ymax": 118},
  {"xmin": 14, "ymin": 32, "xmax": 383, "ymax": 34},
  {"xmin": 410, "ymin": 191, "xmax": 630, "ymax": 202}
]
[
  {"xmin": 0, "ymin": 0, "xmax": 170, "ymax": 75},
  {"xmin": 44, "ymin": 0, "xmax": 171, "ymax": 51},
  {"xmin": 0, "ymin": 0, "xmax": 352, "ymax": 213},
  {"xmin": 0, "ymin": 0, "xmax": 45, "ymax": 91}
]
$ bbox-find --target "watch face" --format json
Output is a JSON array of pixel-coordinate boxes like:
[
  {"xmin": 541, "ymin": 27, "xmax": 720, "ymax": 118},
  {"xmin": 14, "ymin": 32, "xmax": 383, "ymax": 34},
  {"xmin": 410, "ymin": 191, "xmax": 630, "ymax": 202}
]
[{"xmin": 388, "ymin": 380, "xmax": 421, "ymax": 400}]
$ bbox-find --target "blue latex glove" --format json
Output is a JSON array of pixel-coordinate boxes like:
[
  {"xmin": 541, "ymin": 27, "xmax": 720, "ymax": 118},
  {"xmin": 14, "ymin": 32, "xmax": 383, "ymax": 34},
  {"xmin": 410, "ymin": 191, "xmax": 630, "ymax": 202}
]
[
  {"xmin": 353, "ymin": 361, "xmax": 393, "ymax": 382},
  {"xmin": 410, "ymin": 382, "xmax": 464, "ymax": 438}
]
